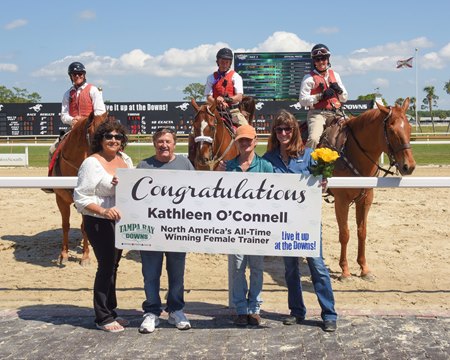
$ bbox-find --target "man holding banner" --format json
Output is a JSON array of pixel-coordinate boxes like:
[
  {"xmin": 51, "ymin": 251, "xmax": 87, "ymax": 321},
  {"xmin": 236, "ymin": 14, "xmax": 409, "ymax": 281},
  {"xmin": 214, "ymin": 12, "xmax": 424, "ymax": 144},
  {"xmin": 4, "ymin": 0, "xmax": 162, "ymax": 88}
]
[
  {"xmin": 136, "ymin": 127, "xmax": 195, "ymax": 334},
  {"xmin": 225, "ymin": 124, "xmax": 274, "ymax": 327}
]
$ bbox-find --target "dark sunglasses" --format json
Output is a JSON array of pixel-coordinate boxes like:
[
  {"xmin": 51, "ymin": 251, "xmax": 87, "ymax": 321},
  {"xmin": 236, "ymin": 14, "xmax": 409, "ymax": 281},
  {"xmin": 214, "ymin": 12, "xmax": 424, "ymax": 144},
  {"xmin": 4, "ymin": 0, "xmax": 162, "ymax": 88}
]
[
  {"xmin": 103, "ymin": 133, "xmax": 124, "ymax": 141},
  {"xmin": 275, "ymin": 127, "xmax": 293, "ymax": 134},
  {"xmin": 72, "ymin": 72, "xmax": 85, "ymax": 77},
  {"xmin": 314, "ymin": 56, "xmax": 328, "ymax": 62}
]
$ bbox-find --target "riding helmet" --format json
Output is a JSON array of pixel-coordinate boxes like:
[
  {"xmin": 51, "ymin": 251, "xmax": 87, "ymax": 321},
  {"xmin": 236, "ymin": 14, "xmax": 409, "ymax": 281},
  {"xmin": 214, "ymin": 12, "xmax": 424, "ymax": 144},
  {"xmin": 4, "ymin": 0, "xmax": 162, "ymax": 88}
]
[
  {"xmin": 311, "ymin": 44, "xmax": 331, "ymax": 58},
  {"xmin": 68, "ymin": 62, "xmax": 86, "ymax": 74},
  {"xmin": 216, "ymin": 48, "xmax": 233, "ymax": 60}
]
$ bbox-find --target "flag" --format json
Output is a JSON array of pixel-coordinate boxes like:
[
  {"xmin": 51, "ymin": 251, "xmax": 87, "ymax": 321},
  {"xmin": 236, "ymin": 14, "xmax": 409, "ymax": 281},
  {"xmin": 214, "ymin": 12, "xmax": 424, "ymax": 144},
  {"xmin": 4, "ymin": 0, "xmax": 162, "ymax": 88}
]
[{"xmin": 396, "ymin": 57, "xmax": 413, "ymax": 69}]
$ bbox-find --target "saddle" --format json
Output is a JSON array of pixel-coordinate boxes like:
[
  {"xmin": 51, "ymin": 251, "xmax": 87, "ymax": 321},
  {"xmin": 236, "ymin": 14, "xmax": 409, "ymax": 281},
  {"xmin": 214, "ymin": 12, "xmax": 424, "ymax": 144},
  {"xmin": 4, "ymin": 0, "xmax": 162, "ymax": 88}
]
[{"xmin": 318, "ymin": 115, "xmax": 349, "ymax": 154}]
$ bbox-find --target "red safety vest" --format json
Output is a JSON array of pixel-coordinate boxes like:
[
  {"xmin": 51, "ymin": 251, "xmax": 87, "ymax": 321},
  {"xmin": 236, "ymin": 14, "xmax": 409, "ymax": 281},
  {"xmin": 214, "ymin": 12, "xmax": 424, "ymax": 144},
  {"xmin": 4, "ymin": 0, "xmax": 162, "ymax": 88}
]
[
  {"xmin": 310, "ymin": 70, "xmax": 341, "ymax": 110},
  {"xmin": 69, "ymin": 84, "xmax": 94, "ymax": 117},
  {"xmin": 212, "ymin": 70, "xmax": 236, "ymax": 99}
]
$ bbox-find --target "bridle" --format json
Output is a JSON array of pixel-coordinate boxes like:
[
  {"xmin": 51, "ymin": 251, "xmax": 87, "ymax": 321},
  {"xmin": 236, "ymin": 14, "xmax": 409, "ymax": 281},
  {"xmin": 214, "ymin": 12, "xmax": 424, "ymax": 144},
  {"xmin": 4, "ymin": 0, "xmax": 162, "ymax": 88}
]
[{"xmin": 193, "ymin": 105, "xmax": 235, "ymax": 170}]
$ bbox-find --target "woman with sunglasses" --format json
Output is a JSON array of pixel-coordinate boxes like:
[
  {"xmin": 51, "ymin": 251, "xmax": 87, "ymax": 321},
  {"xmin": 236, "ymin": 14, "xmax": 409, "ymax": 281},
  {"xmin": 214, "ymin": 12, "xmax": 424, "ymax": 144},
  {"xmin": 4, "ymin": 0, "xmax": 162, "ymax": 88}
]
[
  {"xmin": 263, "ymin": 110, "xmax": 337, "ymax": 332},
  {"xmin": 74, "ymin": 120, "xmax": 133, "ymax": 333},
  {"xmin": 299, "ymin": 43, "xmax": 348, "ymax": 149}
]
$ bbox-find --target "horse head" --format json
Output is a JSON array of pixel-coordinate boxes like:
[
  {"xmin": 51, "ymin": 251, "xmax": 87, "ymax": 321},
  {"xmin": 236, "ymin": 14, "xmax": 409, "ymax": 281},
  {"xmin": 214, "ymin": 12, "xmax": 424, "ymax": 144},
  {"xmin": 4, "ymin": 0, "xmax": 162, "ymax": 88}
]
[{"xmin": 376, "ymin": 98, "xmax": 416, "ymax": 175}]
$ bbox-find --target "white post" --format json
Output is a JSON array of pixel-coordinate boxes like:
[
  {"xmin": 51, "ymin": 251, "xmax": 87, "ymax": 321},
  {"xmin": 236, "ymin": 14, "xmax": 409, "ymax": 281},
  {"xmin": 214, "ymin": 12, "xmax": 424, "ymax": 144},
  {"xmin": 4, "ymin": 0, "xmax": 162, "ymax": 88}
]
[{"xmin": 415, "ymin": 48, "xmax": 419, "ymax": 131}]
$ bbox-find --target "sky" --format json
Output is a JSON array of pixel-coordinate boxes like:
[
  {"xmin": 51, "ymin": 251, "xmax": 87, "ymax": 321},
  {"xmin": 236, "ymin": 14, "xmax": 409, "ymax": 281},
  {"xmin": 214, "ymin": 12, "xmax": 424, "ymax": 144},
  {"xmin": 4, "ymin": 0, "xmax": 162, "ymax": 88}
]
[{"xmin": 1, "ymin": 0, "xmax": 450, "ymax": 109}]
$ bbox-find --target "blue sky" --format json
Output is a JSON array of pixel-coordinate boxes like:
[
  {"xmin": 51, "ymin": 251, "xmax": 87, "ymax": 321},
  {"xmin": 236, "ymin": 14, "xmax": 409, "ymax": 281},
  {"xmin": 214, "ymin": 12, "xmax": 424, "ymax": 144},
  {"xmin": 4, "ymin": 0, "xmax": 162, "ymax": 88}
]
[{"xmin": 2, "ymin": 0, "xmax": 450, "ymax": 108}]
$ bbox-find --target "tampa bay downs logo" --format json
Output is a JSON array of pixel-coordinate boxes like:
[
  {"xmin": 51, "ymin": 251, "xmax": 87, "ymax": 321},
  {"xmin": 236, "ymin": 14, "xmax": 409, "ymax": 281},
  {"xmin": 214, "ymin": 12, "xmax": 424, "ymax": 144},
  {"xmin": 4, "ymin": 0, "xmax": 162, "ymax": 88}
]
[{"xmin": 118, "ymin": 223, "xmax": 155, "ymax": 242}]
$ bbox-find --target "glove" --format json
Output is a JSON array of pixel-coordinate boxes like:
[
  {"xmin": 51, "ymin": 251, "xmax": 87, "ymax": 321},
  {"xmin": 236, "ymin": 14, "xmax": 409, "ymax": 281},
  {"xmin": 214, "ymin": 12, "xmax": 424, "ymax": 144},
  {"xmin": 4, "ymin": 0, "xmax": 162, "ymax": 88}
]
[
  {"xmin": 322, "ymin": 88, "xmax": 335, "ymax": 100},
  {"xmin": 329, "ymin": 82, "xmax": 343, "ymax": 95}
]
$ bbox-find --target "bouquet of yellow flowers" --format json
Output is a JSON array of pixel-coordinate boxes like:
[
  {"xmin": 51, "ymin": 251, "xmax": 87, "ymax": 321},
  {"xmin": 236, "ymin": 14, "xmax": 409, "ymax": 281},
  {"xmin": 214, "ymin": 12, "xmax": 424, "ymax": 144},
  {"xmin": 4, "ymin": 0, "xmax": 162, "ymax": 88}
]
[{"xmin": 310, "ymin": 147, "xmax": 340, "ymax": 178}]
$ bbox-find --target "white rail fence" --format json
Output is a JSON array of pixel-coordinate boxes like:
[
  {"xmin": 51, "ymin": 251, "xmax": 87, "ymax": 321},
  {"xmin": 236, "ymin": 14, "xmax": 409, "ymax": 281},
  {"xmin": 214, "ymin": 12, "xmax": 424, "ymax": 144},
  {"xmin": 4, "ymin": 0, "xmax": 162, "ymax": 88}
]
[{"xmin": 0, "ymin": 176, "xmax": 449, "ymax": 188}]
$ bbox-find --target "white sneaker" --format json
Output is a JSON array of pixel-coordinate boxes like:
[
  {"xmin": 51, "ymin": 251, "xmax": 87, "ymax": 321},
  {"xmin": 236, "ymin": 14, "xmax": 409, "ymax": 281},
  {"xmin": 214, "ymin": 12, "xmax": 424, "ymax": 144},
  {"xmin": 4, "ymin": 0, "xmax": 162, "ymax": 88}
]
[
  {"xmin": 168, "ymin": 310, "xmax": 191, "ymax": 330},
  {"xmin": 139, "ymin": 313, "xmax": 160, "ymax": 334}
]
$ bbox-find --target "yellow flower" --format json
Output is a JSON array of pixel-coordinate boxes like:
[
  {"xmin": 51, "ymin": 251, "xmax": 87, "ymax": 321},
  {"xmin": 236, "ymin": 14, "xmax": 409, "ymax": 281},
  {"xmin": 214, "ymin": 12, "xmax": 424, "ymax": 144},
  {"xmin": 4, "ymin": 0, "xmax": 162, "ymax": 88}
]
[{"xmin": 310, "ymin": 147, "xmax": 340, "ymax": 178}]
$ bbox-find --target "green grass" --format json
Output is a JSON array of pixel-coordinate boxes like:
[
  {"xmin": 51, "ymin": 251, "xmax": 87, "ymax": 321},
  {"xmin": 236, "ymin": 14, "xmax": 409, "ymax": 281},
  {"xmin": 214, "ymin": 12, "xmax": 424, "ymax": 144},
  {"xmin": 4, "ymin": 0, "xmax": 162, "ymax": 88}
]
[{"xmin": 0, "ymin": 143, "xmax": 448, "ymax": 167}]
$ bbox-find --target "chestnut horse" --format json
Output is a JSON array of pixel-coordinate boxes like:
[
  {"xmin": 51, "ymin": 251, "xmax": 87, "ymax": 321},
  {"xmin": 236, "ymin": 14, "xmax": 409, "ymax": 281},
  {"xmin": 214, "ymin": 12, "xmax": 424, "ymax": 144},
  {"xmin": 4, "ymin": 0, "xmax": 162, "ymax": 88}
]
[
  {"xmin": 327, "ymin": 98, "xmax": 416, "ymax": 280},
  {"xmin": 189, "ymin": 96, "xmax": 256, "ymax": 170},
  {"xmin": 51, "ymin": 113, "xmax": 107, "ymax": 265}
]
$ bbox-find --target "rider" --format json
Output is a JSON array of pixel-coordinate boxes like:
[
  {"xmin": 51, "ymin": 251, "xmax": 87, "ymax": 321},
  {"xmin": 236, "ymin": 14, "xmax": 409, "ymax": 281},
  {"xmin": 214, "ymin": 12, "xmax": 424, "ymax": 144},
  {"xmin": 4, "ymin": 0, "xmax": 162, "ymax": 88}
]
[
  {"xmin": 47, "ymin": 62, "xmax": 106, "ymax": 175},
  {"xmin": 299, "ymin": 44, "xmax": 348, "ymax": 149},
  {"xmin": 204, "ymin": 47, "xmax": 248, "ymax": 127}
]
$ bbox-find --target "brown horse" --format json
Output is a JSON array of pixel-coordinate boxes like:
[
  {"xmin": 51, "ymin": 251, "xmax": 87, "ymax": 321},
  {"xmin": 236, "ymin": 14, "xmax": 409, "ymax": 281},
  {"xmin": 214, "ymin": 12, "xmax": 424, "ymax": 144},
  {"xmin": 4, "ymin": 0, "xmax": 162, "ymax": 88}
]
[
  {"xmin": 190, "ymin": 99, "xmax": 239, "ymax": 170},
  {"xmin": 327, "ymin": 98, "xmax": 416, "ymax": 280},
  {"xmin": 51, "ymin": 113, "xmax": 107, "ymax": 265}
]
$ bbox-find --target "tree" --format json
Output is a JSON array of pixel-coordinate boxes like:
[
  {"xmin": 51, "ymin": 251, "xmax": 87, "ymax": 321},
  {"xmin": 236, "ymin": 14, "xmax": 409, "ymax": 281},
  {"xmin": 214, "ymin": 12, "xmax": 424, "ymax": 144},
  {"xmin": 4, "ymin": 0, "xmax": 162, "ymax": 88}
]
[
  {"xmin": 0, "ymin": 85, "xmax": 42, "ymax": 103},
  {"xmin": 421, "ymin": 86, "xmax": 439, "ymax": 133},
  {"xmin": 395, "ymin": 97, "xmax": 404, "ymax": 106},
  {"xmin": 357, "ymin": 93, "xmax": 387, "ymax": 106},
  {"xmin": 182, "ymin": 83, "xmax": 205, "ymax": 101},
  {"xmin": 444, "ymin": 80, "xmax": 450, "ymax": 95}
]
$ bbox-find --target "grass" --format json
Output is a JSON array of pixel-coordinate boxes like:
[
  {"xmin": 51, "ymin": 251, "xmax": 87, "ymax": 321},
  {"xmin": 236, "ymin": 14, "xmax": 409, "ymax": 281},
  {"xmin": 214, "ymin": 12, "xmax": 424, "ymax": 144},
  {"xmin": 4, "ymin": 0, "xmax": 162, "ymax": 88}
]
[{"xmin": 0, "ymin": 143, "xmax": 449, "ymax": 167}]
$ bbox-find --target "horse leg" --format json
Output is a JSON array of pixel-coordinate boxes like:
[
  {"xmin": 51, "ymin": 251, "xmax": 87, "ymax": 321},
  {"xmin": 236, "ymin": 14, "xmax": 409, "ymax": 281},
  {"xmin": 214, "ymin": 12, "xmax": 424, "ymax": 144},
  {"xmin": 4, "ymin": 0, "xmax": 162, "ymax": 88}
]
[
  {"xmin": 334, "ymin": 196, "xmax": 351, "ymax": 280},
  {"xmin": 79, "ymin": 219, "xmax": 90, "ymax": 266},
  {"xmin": 354, "ymin": 189, "xmax": 374, "ymax": 279},
  {"xmin": 55, "ymin": 195, "xmax": 71, "ymax": 264}
]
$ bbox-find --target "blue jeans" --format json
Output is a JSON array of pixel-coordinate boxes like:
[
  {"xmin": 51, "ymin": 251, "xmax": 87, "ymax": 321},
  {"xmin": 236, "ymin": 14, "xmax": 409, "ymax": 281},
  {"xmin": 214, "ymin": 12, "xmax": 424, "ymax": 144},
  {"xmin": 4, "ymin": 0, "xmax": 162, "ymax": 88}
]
[
  {"xmin": 140, "ymin": 251, "xmax": 186, "ymax": 316},
  {"xmin": 231, "ymin": 254, "xmax": 264, "ymax": 315},
  {"xmin": 283, "ymin": 255, "xmax": 337, "ymax": 321}
]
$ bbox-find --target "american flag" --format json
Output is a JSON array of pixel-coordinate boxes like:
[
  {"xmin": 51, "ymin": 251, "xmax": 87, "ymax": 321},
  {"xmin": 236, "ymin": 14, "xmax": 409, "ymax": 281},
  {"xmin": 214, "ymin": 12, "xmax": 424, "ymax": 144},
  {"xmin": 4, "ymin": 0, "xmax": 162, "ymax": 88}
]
[{"xmin": 396, "ymin": 57, "xmax": 413, "ymax": 69}]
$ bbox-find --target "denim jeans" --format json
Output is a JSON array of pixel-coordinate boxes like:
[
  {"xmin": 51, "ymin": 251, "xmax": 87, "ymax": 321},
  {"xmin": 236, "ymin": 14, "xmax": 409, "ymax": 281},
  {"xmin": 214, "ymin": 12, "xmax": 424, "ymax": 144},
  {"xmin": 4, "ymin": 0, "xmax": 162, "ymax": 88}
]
[
  {"xmin": 140, "ymin": 251, "xmax": 186, "ymax": 316},
  {"xmin": 283, "ymin": 255, "xmax": 337, "ymax": 321},
  {"xmin": 231, "ymin": 254, "xmax": 264, "ymax": 315}
]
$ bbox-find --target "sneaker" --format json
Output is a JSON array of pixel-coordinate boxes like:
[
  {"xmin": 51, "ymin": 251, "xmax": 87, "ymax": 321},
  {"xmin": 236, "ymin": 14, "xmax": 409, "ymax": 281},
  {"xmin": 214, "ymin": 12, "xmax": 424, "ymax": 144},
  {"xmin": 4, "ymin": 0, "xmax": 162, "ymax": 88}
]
[
  {"xmin": 282, "ymin": 315, "xmax": 305, "ymax": 325},
  {"xmin": 323, "ymin": 320, "xmax": 337, "ymax": 332},
  {"xmin": 168, "ymin": 310, "xmax": 191, "ymax": 330},
  {"xmin": 248, "ymin": 314, "xmax": 262, "ymax": 326},
  {"xmin": 139, "ymin": 313, "xmax": 160, "ymax": 334},
  {"xmin": 234, "ymin": 314, "xmax": 249, "ymax": 326}
]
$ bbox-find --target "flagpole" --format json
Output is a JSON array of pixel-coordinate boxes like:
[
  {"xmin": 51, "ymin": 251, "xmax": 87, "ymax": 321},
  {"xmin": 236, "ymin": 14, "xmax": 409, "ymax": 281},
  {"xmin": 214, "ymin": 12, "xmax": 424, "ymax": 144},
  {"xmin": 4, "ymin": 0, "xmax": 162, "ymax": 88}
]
[{"xmin": 415, "ymin": 48, "xmax": 419, "ymax": 132}]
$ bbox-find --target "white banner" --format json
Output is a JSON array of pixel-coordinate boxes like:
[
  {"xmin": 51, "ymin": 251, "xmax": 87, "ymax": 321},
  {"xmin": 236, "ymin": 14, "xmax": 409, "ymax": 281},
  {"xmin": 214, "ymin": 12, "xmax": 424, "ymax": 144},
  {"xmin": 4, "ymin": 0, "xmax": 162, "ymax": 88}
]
[{"xmin": 115, "ymin": 169, "xmax": 322, "ymax": 257}]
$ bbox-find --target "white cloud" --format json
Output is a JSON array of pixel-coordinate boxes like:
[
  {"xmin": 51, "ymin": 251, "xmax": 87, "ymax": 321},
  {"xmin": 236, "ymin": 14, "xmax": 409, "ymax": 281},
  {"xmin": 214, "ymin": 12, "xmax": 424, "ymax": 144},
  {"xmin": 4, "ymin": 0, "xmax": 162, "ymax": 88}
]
[
  {"xmin": 440, "ymin": 43, "xmax": 450, "ymax": 58},
  {"xmin": 373, "ymin": 78, "xmax": 390, "ymax": 88},
  {"xmin": 316, "ymin": 27, "xmax": 339, "ymax": 34},
  {"xmin": 4, "ymin": 19, "xmax": 27, "ymax": 30},
  {"xmin": 79, "ymin": 10, "xmax": 96, "ymax": 20},
  {"xmin": 241, "ymin": 31, "xmax": 311, "ymax": 53},
  {"xmin": 0, "ymin": 63, "xmax": 18, "ymax": 72}
]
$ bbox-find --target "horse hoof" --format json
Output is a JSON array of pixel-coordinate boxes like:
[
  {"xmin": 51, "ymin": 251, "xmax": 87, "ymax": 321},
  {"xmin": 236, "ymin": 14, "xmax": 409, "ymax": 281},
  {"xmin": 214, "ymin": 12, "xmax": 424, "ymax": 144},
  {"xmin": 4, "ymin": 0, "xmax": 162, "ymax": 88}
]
[
  {"xmin": 361, "ymin": 272, "xmax": 376, "ymax": 282},
  {"xmin": 338, "ymin": 274, "xmax": 352, "ymax": 282},
  {"xmin": 58, "ymin": 256, "xmax": 68, "ymax": 265},
  {"xmin": 79, "ymin": 259, "xmax": 90, "ymax": 267}
]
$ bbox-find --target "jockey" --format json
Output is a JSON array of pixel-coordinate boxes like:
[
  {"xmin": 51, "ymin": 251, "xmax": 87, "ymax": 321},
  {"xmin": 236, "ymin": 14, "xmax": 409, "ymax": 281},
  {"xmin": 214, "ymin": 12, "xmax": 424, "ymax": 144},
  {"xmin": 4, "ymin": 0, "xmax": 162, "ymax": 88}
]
[
  {"xmin": 204, "ymin": 47, "xmax": 248, "ymax": 127},
  {"xmin": 61, "ymin": 61, "xmax": 106, "ymax": 128},
  {"xmin": 299, "ymin": 44, "xmax": 348, "ymax": 149}
]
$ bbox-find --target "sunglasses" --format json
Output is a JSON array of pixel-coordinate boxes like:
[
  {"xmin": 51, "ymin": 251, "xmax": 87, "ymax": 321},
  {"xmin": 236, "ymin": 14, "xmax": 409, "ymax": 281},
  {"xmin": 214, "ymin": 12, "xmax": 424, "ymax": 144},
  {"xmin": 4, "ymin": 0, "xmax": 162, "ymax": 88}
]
[
  {"xmin": 103, "ymin": 133, "xmax": 124, "ymax": 141},
  {"xmin": 314, "ymin": 56, "xmax": 328, "ymax": 62},
  {"xmin": 72, "ymin": 72, "xmax": 85, "ymax": 77},
  {"xmin": 275, "ymin": 127, "xmax": 293, "ymax": 134}
]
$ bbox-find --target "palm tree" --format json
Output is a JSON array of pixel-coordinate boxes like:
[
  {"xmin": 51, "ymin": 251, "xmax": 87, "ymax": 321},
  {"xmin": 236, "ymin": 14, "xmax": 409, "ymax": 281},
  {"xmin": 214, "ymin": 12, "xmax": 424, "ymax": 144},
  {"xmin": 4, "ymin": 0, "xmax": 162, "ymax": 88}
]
[{"xmin": 421, "ymin": 86, "xmax": 439, "ymax": 132}]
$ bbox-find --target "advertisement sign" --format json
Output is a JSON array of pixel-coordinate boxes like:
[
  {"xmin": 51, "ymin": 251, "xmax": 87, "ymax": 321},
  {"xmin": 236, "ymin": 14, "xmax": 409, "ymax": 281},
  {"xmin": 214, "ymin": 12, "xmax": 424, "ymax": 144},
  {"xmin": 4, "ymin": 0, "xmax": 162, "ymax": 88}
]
[{"xmin": 115, "ymin": 169, "xmax": 322, "ymax": 257}]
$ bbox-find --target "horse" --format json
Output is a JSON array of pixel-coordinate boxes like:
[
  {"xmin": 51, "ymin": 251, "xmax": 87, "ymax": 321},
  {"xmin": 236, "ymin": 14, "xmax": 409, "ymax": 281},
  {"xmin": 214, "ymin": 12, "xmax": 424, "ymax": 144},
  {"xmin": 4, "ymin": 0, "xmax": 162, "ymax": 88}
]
[
  {"xmin": 50, "ymin": 112, "xmax": 107, "ymax": 265},
  {"xmin": 325, "ymin": 98, "xmax": 416, "ymax": 280},
  {"xmin": 189, "ymin": 96, "xmax": 256, "ymax": 170}
]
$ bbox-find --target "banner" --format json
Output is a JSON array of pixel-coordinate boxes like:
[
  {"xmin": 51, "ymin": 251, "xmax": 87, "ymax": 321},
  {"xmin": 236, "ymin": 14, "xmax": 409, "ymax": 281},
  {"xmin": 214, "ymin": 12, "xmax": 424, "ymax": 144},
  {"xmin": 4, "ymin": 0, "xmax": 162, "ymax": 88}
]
[{"xmin": 115, "ymin": 169, "xmax": 322, "ymax": 257}]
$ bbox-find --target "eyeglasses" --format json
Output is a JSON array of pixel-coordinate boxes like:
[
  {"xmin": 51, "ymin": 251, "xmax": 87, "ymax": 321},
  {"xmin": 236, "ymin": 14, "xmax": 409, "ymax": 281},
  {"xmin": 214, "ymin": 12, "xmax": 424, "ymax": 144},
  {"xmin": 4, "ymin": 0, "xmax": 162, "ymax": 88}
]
[
  {"xmin": 275, "ymin": 127, "xmax": 293, "ymax": 134},
  {"xmin": 103, "ymin": 133, "xmax": 125, "ymax": 141},
  {"xmin": 313, "ymin": 56, "xmax": 328, "ymax": 62},
  {"xmin": 71, "ymin": 72, "xmax": 85, "ymax": 77}
]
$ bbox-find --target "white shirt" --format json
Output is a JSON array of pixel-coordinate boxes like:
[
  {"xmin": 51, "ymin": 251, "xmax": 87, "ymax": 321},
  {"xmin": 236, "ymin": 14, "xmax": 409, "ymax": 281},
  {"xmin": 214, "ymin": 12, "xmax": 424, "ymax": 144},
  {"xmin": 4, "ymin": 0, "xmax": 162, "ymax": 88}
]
[
  {"xmin": 61, "ymin": 83, "xmax": 106, "ymax": 126},
  {"xmin": 204, "ymin": 70, "xmax": 244, "ymax": 97},
  {"xmin": 73, "ymin": 153, "xmax": 133, "ymax": 217},
  {"xmin": 299, "ymin": 69, "xmax": 348, "ymax": 109}
]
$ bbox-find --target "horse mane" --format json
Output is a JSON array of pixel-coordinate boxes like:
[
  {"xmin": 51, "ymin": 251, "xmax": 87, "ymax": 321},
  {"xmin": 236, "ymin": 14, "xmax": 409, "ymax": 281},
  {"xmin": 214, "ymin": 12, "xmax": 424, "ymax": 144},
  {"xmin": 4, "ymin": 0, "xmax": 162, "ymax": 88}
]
[{"xmin": 240, "ymin": 96, "xmax": 256, "ymax": 125}]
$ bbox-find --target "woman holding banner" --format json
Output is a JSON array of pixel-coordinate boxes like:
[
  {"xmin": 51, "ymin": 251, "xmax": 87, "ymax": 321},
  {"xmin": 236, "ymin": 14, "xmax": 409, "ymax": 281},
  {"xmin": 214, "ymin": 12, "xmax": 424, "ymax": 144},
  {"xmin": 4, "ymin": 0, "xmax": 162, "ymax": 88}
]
[
  {"xmin": 263, "ymin": 109, "xmax": 337, "ymax": 332},
  {"xmin": 74, "ymin": 121, "xmax": 133, "ymax": 333}
]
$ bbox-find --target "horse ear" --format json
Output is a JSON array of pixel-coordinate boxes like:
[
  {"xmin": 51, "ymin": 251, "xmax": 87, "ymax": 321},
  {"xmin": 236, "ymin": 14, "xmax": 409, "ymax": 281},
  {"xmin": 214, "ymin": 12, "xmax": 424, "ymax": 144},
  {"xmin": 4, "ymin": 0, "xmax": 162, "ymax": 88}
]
[
  {"xmin": 191, "ymin": 98, "xmax": 200, "ymax": 111},
  {"xmin": 375, "ymin": 101, "xmax": 389, "ymax": 114},
  {"xmin": 401, "ymin": 97, "xmax": 410, "ymax": 112}
]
